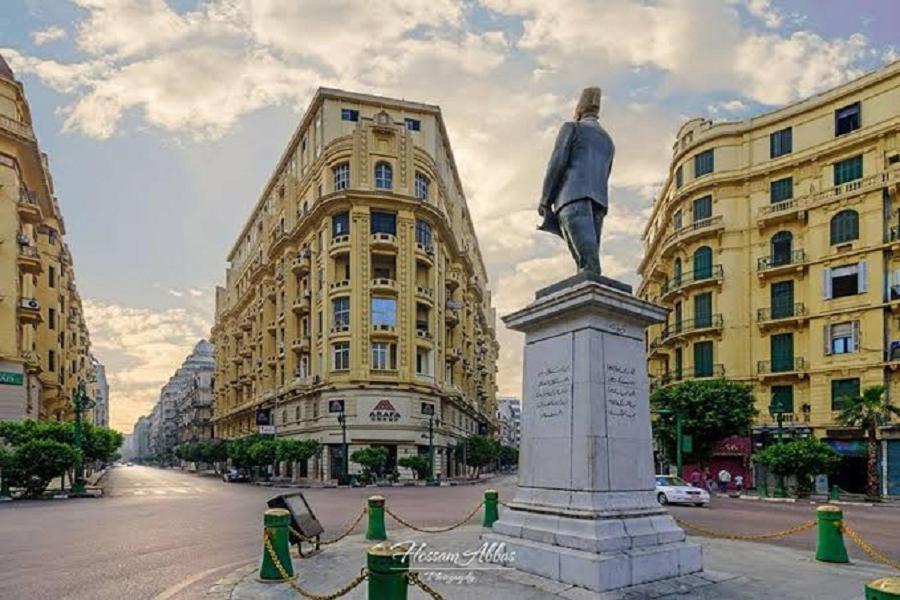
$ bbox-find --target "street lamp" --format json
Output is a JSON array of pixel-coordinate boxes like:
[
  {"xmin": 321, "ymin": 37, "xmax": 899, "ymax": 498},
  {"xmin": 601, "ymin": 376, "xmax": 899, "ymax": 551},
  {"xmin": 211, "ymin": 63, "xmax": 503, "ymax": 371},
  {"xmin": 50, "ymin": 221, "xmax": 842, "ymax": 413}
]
[
  {"xmin": 72, "ymin": 380, "xmax": 96, "ymax": 496},
  {"xmin": 420, "ymin": 415, "xmax": 441, "ymax": 484},
  {"xmin": 653, "ymin": 408, "xmax": 687, "ymax": 478},
  {"xmin": 768, "ymin": 397, "xmax": 790, "ymax": 498},
  {"xmin": 336, "ymin": 410, "xmax": 348, "ymax": 485}
]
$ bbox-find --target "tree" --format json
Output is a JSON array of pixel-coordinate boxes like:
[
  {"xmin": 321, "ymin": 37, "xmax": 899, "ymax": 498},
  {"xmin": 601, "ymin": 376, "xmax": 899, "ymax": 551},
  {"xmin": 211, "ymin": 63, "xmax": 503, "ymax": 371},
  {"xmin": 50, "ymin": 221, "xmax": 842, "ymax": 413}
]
[
  {"xmin": 651, "ymin": 379, "xmax": 757, "ymax": 467},
  {"xmin": 276, "ymin": 439, "xmax": 320, "ymax": 465},
  {"xmin": 8, "ymin": 439, "xmax": 80, "ymax": 497},
  {"xmin": 498, "ymin": 445, "xmax": 519, "ymax": 470},
  {"xmin": 837, "ymin": 384, "xmax": 900, "ymax": 499},
  {"xmin": 350, "ymin": 447, "xmax": 389, "ymax": 483},
  {"xmin": 463, "ymin": 435, "xmax": 499, "ymax": 477},
  {"xmin": 398, "ymin": 455, "xmax": 431, "ymax": 480},
  {"xmin": 753, "ymin": 437, "xmax": 840, "ymax": 495},
  {"xmin": 227, "ymin": 436, "xmax": 257, "ymax": 470},
  {"xmin": 248, "ymin": 438, "xmax": 278, "ymax": 469}
]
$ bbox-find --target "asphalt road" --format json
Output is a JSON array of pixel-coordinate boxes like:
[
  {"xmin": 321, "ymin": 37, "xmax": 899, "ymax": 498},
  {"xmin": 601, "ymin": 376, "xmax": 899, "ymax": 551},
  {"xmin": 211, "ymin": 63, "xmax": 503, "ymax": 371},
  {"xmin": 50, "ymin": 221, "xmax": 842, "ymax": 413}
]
[
  {"xmin": 0, "ymin": 466, "xmax": 515, "ymax": 600},
  {"xmin": 0, "ymin": 467, "xmax": 897, "ymax": 599}
]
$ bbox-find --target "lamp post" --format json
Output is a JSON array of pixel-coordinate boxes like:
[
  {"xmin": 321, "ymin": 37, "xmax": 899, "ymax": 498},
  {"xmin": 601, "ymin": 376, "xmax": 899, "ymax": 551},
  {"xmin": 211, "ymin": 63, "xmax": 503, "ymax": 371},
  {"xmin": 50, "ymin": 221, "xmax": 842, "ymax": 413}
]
[
  {"xmin": 769, "ymin": 398, "xmax": 788, "ymax": 498},
  {"xmin": 337, "ymin": 410, "xmax": 348, "ymax": 484},
  {"xmin": 653, "ymin": 408, "xmax": 684, "ymax": 477},
  {"xmin": 72, "ymin": 380, "xmax": 96, "ymax": 496},
  {"xmin": 423, "ymin": 416, "xmax": 441, "ymax": 484}
]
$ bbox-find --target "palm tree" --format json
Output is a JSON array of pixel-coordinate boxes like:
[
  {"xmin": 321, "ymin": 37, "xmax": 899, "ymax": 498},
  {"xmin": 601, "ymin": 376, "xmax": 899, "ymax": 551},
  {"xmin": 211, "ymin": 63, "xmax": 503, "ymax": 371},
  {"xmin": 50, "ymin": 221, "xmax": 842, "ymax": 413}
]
[{"xmin": 837, "ymin": 385, "xmax": 900, "ymax": 499}]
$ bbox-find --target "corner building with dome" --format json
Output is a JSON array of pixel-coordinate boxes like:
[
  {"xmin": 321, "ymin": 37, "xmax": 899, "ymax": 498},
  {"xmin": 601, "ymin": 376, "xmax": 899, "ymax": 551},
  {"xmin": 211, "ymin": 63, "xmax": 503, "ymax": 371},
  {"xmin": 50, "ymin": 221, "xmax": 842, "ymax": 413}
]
[{"xmin": 211, "ymin": 88, "xmax": 499, "ymax": 481}]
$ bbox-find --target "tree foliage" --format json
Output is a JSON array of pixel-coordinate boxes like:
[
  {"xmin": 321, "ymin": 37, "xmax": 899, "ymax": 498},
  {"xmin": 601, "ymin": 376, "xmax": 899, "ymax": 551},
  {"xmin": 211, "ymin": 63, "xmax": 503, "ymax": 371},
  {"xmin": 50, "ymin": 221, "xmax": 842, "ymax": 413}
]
[
  {"xmin": 753, "ymin": 437, "xmax": 840, "ymax": 494},
  {"xmin": 651, "ymin": 379, "xmax": 757, "ymax": 465},
  {"xmin": 398, "ymin": 455, "xmax": 432, "ymax": 480},
  {"xmin": 350, "ymin": 447, "xmax": 389, "ymax": 483},
  {"xmin": 463, "ymin": 435, "xmax": 500, "ymax": 476},
  {"xmin": 836, "ymin": 384, "xmax": 899, "ymax": 498},
  {"xmin": 7, "ymin": 439, "xmax": 81, "ymax": 497},
  {"xmin": 276, "ymin": 439, "xmax": 320, "ymax": 464}
]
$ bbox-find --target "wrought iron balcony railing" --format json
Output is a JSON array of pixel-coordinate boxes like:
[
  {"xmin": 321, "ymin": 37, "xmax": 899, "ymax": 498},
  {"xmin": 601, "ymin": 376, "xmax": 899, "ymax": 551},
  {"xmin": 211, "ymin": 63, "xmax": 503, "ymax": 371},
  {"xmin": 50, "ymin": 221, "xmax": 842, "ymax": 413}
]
[
  {"xmin": 757, "ymin": 249, "xmax": 805, "ymax": 271},
  {"xmin": 660, "ymin": 314, "xmax": 723, "ymax": 340},
  {"xmin": 757, "ymin": 357, "xmax": 806, "ymax": 374},
  {"xmin": 660, "ymin": 265, "xmax": 723, "ymax": 295},
  {"xmin": 757, "ymin": 303, "xmax": 806, "ymax": 322}
]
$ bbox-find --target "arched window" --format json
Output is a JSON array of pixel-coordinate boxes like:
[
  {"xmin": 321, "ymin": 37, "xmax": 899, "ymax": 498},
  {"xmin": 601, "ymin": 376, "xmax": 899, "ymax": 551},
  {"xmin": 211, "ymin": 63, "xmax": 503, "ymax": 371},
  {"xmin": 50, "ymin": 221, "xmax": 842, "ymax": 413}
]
[
  {"xmin": 771, "ymin": 231, "xmax": 793, "ymax": 266},
  {"xmin": 673, "ymin": 257, "xmax": 682, "ymax": 287},
  {"xmin": 830, "ymin": 210, "xmax": 859, "ymax": 245},
  {"xmin": 332, "ymin": 162, "xmax": 350, "ymax": 191},
  {"xmin": 693, "ymin": 246, "xmax": 713, "ymax": 280},
  {"xmin": 375, "ymin": 162, "xmax": 393, "ymax": 190},
  {"xmin": 414, "ymin": 172, "xmax": 429, "ymax": 200}
]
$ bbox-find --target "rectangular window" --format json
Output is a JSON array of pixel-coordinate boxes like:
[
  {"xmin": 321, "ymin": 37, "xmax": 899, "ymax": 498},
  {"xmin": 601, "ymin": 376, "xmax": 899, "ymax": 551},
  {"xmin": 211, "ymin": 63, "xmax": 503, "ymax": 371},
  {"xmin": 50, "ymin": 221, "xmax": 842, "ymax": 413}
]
[
  {"xmin": 693, "ymin": 341, "xmax": 713, "ymax": 377},
  {"xmin": 769, "ymin": 127, "xmax": 792, "ymax": 158},
  {"xmin": 405, "ymin": 118, "xmax": 421, "ymax": 131},
  {"xmin": 674, "ymin": 348, "xmax": 683, "ymax": 380},
  {"xmin": 834, "ymin": 155, "xmax": 863, "ymax": 185},
  {"xmin": 770, "ymin": 333, "xmax": 794, "ymax": 372},
  {"xmin": 332, "ymin": 297, "xmax": 350, "ymax": 328},
  {"xmin": 370, "ymin": 211, "xmax": 396, "ymax": 235},
  {"xmin": 332, "ymin": 162, "xmax": 350, "ymax": 191},
  {"xmin": 48, "ymin": 266, "xmax": 55, "ymax": 288},
  {"xmin": 332, "ymin": 342, "xmax": 350, "ymax": 371},
  {"xmin": 415, "ymin": 219, "xmax": 432, "ymax": 247},
  {"xmin": 371, "ymin": 342, "xmax": 397, "ymax": 370},
  {"xmin": 675, "ymin": 165, "xmax": 683, "ymax": 189},
  {"xmin": 415, "ymin": 347, "xmax": 431, "ymax": 376},
  {"xmin": 332, "ymin": 212, "xmax": 350, "ymax": 237},
  {"xmin": 831, "ymin": 378, "xmax": 859, "ymax": 411},
  {"xmin": 834, "ymin": 102, "xmax": 861, "ymax": 136},
  {"xmin": 771, "ymin": 385, "xmax": 794, "ymax": 414},
  {"xmin": 48, "ymin": 350, "xmax": 56, "ymax": 372},
  {"xmin": 826, "ymin": 321, "xmax": 858, "ymax": 355},
  {"xmin": 825, "ymin": 262, "xmax": 866, "ymax": 299},
  {"xmin": 692, "ymin": 195, "xmax": 712, "ymax": 221},
  {"xmin": 673, "ymin": 209, "xmax": 683, "ymax": 231},
  {"xmin": 694, "ymin": 292, "xmax": 712, "ymax": 328},
  {"xmin": 317, "ymin": 311, "xmax": 323, "ymax": 337},
  {"xmin": 770, "ymin": 177, "xmax": 793, "ymax": 203},
  {"xmin": 371, "ymin": 297, "xmax": 397, "ymax": 327},
  {"xmin": 414, "ymin": 172, "xmax": 429, "ymax": 200},
  {"xmin": 694, "ymin": 149, "xmax": 714, "ymax": 178},
  {"xmin": 340, "ymin": 108, "xmax": 359, "ymax": 122},
  {"xmin": 771, "ymin": 280, "xmax": 794, "ymax": 319}
]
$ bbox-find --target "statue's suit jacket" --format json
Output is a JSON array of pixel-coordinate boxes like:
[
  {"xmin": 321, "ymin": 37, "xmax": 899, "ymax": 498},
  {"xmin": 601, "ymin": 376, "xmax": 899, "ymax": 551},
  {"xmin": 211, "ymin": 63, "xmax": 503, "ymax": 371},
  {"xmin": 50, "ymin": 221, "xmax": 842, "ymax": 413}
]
[{"xmin": 538, "ymin": 117, "xmax": 615, "ymax": 236}]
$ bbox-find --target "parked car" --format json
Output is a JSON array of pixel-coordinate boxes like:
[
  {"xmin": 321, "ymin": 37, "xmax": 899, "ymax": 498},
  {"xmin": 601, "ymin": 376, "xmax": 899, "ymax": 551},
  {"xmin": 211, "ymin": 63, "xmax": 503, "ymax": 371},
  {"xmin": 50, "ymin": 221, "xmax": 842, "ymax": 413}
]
[
  {"xmin": 655, "ymin": 475, "xmax": 710, "ymax": 507},
  {"xmin": 222, "ymin": 468, "xmax": 249, "ymax": 483}
]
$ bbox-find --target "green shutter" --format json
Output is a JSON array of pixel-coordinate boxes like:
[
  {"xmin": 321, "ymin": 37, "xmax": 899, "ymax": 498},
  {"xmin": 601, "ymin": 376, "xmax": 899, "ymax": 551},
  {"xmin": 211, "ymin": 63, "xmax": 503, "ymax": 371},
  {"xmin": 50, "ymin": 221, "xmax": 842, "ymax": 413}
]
[
  {"xmin": 830, "ymin": 210, "xmax": 859, "ymax": 244},
  {"xmin": 674, "ymin": 348, "xmax": 683, "ymax": 380},
  {"xmin": 693, "ymin": 341, "xmax": 713, "ymax": 377},
  {"xmin": 694, "ymin": 293, "xmax": 712, "ymax": 327},
  {"xmin": 771, "ymin": 385, "xmax": 794, "ymax": 413},
  {"xmin": 834, "ymin": 155, "xmax": 863, "ymax": 185},
  {"xmin": 693, "ymin": 247, "xmax": 713, "ymax": 279},
  {"xmin": 771, "ymin": 281, "xmax": 794, "ymax": 319},
  {"xmin": 831, "ymin": 378, "xmax": 860, "ymax": 411},
  {"xmin": 770, "ymin": 333, "xmax": 794, "ymax": 372},
  {"xmin": 692, "ymin": 195, "xmax": 712, "ymax": 221},
  {"xmin": 770, "ymin": 177, "xmax": 793, "ymax": 203}
]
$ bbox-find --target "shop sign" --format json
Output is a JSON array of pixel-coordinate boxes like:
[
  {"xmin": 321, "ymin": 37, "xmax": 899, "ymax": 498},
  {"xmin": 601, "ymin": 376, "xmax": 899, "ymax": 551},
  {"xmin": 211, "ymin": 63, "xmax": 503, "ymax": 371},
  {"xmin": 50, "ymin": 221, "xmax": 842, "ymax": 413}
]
[
  {"xmin": 370, "ymin": 399, "xmax": 400, "ymax": 422},
  {"xmin": 0, "ymin": 371, "xmax": 23, "ymax": 386}
]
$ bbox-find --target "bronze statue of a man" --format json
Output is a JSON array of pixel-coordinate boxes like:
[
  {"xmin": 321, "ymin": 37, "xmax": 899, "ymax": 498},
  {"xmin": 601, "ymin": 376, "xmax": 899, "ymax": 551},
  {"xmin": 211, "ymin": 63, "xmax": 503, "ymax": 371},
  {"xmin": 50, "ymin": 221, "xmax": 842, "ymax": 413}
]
[{"xmin": 538, "ymin": 87, "xmax": 614, "ymax": 275}]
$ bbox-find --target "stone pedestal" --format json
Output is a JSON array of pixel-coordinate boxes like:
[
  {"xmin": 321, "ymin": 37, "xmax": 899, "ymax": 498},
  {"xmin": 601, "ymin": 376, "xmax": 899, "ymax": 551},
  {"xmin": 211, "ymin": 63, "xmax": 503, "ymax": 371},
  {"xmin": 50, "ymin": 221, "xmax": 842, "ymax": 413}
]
[{"xmin": 483, "ymin": 280, "xmax": 702, "ymax": 592}]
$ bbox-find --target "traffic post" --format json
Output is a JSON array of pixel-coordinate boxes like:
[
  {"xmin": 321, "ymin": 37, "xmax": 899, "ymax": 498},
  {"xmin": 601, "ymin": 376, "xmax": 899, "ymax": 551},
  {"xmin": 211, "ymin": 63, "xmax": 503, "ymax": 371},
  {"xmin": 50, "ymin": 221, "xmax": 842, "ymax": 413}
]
[
  {"xmin": 815, "ymin": 505, "xmax": 849, "ymax": 564},
  {"xmin": 259, "ymin": 508, "xmax": 294, "ymax": 581},
  {"xmin": 366, "ymin": 495, "xmax": 387, "ymax": 541},
  {"xmin": 483, "ymin": 489, "xmax": 499, "ymax": 527},
  {"xmin": 367, "ymin": 543, "xmax": 410, "ymax": 600}
]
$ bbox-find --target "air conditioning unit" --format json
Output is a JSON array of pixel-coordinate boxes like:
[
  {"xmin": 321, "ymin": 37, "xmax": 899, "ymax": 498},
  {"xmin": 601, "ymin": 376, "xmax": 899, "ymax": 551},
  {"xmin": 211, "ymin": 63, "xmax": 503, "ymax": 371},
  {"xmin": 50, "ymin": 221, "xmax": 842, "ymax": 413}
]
[{"xmin": 21, "ymin": 298, "xmax": 39, "ymax": 310}]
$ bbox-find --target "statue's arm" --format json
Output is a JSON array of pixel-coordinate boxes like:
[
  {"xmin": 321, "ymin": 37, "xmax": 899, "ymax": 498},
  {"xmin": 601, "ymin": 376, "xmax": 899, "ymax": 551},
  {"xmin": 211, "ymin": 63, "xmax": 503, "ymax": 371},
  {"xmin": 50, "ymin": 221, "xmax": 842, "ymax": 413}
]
[{"xmin": 538, "ymin": 122, "xmax": 576, "ymax": 215}]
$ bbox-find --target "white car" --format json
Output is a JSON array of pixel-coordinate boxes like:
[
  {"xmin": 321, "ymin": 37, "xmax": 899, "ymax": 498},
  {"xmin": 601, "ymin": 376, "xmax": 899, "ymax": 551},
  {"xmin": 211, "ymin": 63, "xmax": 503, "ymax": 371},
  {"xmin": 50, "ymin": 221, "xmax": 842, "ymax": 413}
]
[{"xmin": 655, "ymin": 475, "xmax": 710, "ymax": 507}]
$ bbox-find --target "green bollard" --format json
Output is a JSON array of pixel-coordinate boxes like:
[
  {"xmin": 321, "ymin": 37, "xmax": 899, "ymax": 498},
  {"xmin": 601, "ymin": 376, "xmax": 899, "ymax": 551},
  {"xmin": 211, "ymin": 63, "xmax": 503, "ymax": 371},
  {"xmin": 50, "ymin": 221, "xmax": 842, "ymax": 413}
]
[
  {"xmin": 829, "ymin": 484, "xmax": 840, "ymax": 502},
  {"xmin": 366, "ymin": 495, "xmax": 387, "ymax": 541},
  {"xmin": 259, "ymin": 508, "xmax": 294, "ymax": 581},
  {"xmin": 866, "ymin": 577, "xmax": 900, "ymax": 600},
  {"xmin": 483, "ymin": 489, "xmax": 499, "ymax": 527},
  {"xmin": 367, "ymin": 542, "xmax": 409, "ymax": 600},
  {"xmin": 815, "ymin": 505, "xmax": 849, "ymax": 564}
]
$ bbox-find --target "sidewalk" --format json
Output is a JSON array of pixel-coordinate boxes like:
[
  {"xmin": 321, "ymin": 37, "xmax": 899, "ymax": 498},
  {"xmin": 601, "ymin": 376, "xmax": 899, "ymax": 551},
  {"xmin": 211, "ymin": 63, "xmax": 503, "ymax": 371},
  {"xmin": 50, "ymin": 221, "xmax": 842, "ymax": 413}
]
[{"xmin": 208, "ymin": 524, "xmax": 894, "ymax": 599}]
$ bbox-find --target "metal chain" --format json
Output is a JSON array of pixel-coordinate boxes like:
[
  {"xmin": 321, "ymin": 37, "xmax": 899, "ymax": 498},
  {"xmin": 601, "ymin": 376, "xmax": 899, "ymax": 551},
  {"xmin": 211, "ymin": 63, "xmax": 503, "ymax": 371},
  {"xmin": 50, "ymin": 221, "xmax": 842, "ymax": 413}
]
[
  {"xmin": 407, "ymin": 571, "xmax": 446, "ymax": 600},
  {"xmin": 839, "ymin": 522, "xmax": 900, "ymax": 570},
  {"xmin": 291, "ymin": 507, "xmax": 367, "ymax": 546},
  {"xmin": 385, "ymin": 501, "xmax": 483, "ymax": 533},
  {"xmin": 675, "ymin": 518, "xmax": 816, "ymax": 541},
  {"xmin": 263, "ymin": 531, "xmax": 368, "ymax": 599}
]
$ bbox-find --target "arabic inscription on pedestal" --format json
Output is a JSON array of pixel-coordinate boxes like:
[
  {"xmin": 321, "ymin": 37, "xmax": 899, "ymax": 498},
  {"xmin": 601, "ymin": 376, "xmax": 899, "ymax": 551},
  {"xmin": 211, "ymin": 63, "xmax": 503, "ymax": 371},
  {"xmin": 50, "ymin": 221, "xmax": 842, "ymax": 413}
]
[
  {"xmin": 606, "ymin": 363, "xmax": 637, "ymax": 421},
  {"xmin": 534, "ymin": 364, "xmax": 571, "ymax": 419}
]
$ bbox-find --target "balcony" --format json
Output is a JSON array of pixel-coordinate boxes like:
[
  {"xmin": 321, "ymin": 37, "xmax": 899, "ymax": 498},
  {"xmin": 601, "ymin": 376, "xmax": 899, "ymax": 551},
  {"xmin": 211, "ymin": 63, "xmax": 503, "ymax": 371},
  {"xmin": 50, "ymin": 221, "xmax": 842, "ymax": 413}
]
[
  {"xmin": 291, "ymin": 295, "xmax": 311, "ymax": 315},
  {"xmin": 371, "ymin": 278, "xmax": 397, "ymax": 293},
  {"xmin": 292, "ymin": 252, "xmax": 311, "ymax": 275},
  {"xmin": 757, "ymin": 357, "xmax": 807, "ymax": 381},
  {"xmin": 756, "ymin": 198, "xmax": 806, "ymax": 229},
  {"xmin": 810, "ymin": 168, "xmax": 900, "ymax": 209},
  {"xmin": 0, "ymin": 114, "xmax": 36, "ymax": 142},
  {"xmin": 18, "ymin": 298, "xmax": 42, "ymax": 325},
  {"xmin": 446, "ymin": 268, "xmax": 463, "ymax": 290},
  {"xmin": 371, "ymin": 323, "xmax": 397, "ymax": 337},
  {"xmin": 330, "ymin": 234, "xmax": 351, "ymax": 256},
  {"xmin": 416, "ymin": 286, "xmax": 434, "ymax": 304},
  {"xmin": 331, "ymin": 323, "xmax": 351, "ymax": 337},
  {"xmin": 648, "ymin": 336, "xmax": 669, "ymax": 358},
  {"xmin": 330, "ymin": 279, "xmax": 351, "ymax": 294},
  {"xmin": 660, "ymin": 215, "xmax": 724, "ymax": 257},
  {"xmin": 17, "ymin": 188, "xmax": 42, "ymax": 223},
  {"xmin": 469, "ymin": 276, "xmax": 484, "ymax": 299},
  {"xmin": 370, "ymin": 232, "xmax": 397, "ymax": 250},
  {"xmin": 757, "ymin": 250, "xmax": 806, "ymax": 278},
  {"xmin": 17, "ymin": 244, "xmax": 42, "ymax": 274},
  {"xmin": 756, "ymin": 303, "xmax": 807, "ymax": 329},
  {"xmin": 445, "ymin": 308, "xmax": 460, "ymax": 326},
  {"xmin": 659, "ymin": 265, "xmax": 723, "ymax": 301},
  {"xmin": 660, "ymin": 315, "xmax": 723, "ymax": 343},
  {"xmin": 415, "ymin": 242, "xmax": 435, "ymax": 264},
  {"xmin": 650, "ymin": 364, "xmax": 725, "ymax": 389},
  {"xmin": 291, "ymin": 338, "xmax": 310, "ymax": 354},
  {"xmin": 447, "ymin": 347, "xmax": 463, "ymax": 362},
  {"xmin": 416, "ymin": 320, "xmax": 432, "ymax": 341}
]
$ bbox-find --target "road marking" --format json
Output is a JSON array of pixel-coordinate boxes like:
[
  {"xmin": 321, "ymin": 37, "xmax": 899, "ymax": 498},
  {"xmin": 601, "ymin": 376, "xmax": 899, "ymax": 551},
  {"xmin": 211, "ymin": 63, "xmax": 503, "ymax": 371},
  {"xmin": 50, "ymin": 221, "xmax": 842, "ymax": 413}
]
[
  {"xmin": 152, "ymin": 559, "xmax": 252, "ymax": 600},
  {"xmin": 152, "ymin": 489, "xmax": 167, "ymax": 495},
  {"xmin": 133, "ymin": 490, "xmax": 146, "ymax": 496}
]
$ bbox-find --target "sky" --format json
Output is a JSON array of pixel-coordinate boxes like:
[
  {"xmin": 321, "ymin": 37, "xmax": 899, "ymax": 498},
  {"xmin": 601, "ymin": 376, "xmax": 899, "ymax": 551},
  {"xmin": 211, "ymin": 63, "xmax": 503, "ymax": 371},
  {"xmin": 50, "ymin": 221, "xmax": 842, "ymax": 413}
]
[{"xmin": 1, "ymin": 0, "xmax": 897, "ymax": 433}]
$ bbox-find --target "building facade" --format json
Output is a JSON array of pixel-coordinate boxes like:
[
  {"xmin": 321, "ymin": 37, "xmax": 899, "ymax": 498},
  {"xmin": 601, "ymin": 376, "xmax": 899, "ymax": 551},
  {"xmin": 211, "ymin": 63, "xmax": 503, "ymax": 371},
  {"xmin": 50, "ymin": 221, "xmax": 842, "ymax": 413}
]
[
  {"xmin": 91, "ymin": 355, "xmax": 109, "ymax": 428},
  {"xmin": 496, "ymin": 397, "xmax": 521, "ymax": 448},
  {"xmin": 638, "ymin": 61, "xmax": 900, "ymax": 493},
  {"xmin": 211, "ymin": 88, "xmax": 499, "ymax": 481},
  {"xmin": 0, "ymin": 54, "xmax": 94, "ymax": 423}
]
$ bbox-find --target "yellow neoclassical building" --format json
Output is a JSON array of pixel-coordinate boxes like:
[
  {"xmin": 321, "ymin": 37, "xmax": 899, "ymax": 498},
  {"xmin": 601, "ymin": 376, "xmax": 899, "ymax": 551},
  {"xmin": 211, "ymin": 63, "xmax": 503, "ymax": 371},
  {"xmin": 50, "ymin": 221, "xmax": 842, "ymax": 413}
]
[
  {"xmin": 211, "ymin": 88, "xmax": 499, "ymax": 481},
  {"xmin": 0, "ymin": 55, "xmax": 95, "ymax": 422},
  {"xmin": 638, "ymin": 62, "xmax": 900, "ymax": 491}
]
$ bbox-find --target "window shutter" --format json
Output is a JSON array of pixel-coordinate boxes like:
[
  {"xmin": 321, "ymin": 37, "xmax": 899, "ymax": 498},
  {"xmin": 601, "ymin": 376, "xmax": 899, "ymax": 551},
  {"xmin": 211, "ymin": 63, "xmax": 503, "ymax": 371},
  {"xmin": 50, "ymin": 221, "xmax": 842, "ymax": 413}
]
[
  {"xmin": 858, "ymin": 260, "xmax": 868, "ymax": 292},
  {"xmin": 823, "ymin": 324, "xmax": 832, "ymax": 355},
  {"xmin": 822, "ymin": 267, "xmax": 832, "ymax": 299},
  {"xmin": 852, "ymin": 320, "xmax": 860, "ymax": 352}
]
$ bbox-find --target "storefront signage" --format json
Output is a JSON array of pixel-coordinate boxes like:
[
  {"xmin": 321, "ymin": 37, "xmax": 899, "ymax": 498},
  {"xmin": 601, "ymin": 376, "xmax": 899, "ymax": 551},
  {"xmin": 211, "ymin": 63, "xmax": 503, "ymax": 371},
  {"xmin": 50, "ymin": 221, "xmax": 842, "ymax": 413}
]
[
  {"xmin": 0, "ymin": 371, "xmax": 23, "ymax": 386},
  {"xmin": 370, "ymin": 399, "xmax": 400, "ymax": 422},
  {"xmin": 329, "ymin": 399, "xmax": 345, "ymax": 413}
]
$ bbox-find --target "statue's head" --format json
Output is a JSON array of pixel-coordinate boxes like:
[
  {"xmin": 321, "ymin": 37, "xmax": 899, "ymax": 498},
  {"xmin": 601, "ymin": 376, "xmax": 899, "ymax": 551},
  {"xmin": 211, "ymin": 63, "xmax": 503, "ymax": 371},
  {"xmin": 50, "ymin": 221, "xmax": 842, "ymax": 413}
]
[{"xmin": 574, "ymin": 87, "xmax": 602, "ymax": 120}]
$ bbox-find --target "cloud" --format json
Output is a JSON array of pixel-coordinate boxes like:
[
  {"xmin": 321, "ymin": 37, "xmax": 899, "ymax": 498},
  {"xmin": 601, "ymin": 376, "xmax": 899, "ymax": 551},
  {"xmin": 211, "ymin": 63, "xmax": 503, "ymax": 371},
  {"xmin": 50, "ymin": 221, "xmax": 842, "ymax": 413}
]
[
  {"xmin": 31, "ymin": 26, "xmax": 67, "ymax": 45},
  {"xmin": 744, "ymin": 0, "xmax": 783, "ymax": 29},
  {"xmin": 188, "ymin": 288, "xmax": 204, "ymax": 297},
  {"xmin": 83, "ymin": 299, "xmax": 212, "ymax": 432},
  {"xmin": 166, "ymin": 289, "xmax": 183, "ymax": 298}
]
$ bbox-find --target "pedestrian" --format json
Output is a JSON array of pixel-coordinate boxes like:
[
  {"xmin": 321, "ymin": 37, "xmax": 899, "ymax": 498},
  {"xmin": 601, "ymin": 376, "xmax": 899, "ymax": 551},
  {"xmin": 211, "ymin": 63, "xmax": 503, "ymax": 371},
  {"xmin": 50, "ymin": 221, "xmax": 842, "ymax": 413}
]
[
  {"xmin": 734, "ymin": 473, "xmax": 744, "ymax": 494},
  {"xmin": 704, "ymin": 468, "xmax": 714, "ymax": 493},
  {"xmin": 717, "ymin": 468, "xmax": 731, "ymax": 494},
  {"xmin": 689, "ymin": 470, "xmax": 702, "ymax": 488}
]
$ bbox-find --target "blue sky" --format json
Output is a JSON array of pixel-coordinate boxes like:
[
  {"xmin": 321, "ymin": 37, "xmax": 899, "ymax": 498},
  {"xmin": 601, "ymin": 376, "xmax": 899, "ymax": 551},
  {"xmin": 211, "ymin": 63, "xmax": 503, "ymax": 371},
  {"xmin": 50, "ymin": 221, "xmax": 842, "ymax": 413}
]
[{"xmin": 2, "ymin": 0, "xmax": 897, "ymax": 431}]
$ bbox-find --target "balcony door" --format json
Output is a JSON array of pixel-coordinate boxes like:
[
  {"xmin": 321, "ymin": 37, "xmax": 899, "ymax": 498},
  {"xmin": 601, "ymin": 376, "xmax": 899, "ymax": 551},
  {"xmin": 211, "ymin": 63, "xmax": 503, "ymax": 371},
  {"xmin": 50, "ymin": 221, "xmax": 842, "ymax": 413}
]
[
  {"xmin": 771, "ymin": 231, "xmax": 793, "ymax": 266},
  {"xmin": 771, "ymin": 332, "xmax": 794, "ymax": 372},
  {"xmin": 771, "ymin": 280, "xmax": 794, "ymax": 319}
]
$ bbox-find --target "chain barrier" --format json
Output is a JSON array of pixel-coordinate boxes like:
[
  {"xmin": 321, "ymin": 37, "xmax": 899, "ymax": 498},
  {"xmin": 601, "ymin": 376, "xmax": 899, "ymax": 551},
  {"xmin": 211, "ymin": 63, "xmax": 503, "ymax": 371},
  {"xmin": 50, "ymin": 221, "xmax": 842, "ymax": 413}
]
[
  {"xmin": 290, "ymin": 507, "xmax": 368, "ymax": 546},
  {"xmin": 675, "ymin": 518, "xmax": 816, "ymax": 541},
  {"xmin": 407, "ymin": 571, "xmax": 446, "ymax": 600},
  {"xmin": 263, "ymin": 531, "xmax": 368, "ymax": 599},
  {"xmin": 838, "ymin": 522, "xmax": 900, "ymax": 571},
  {"xmin": 385, "ymin": 501, "xmax": 484, "ymax": 533}
]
